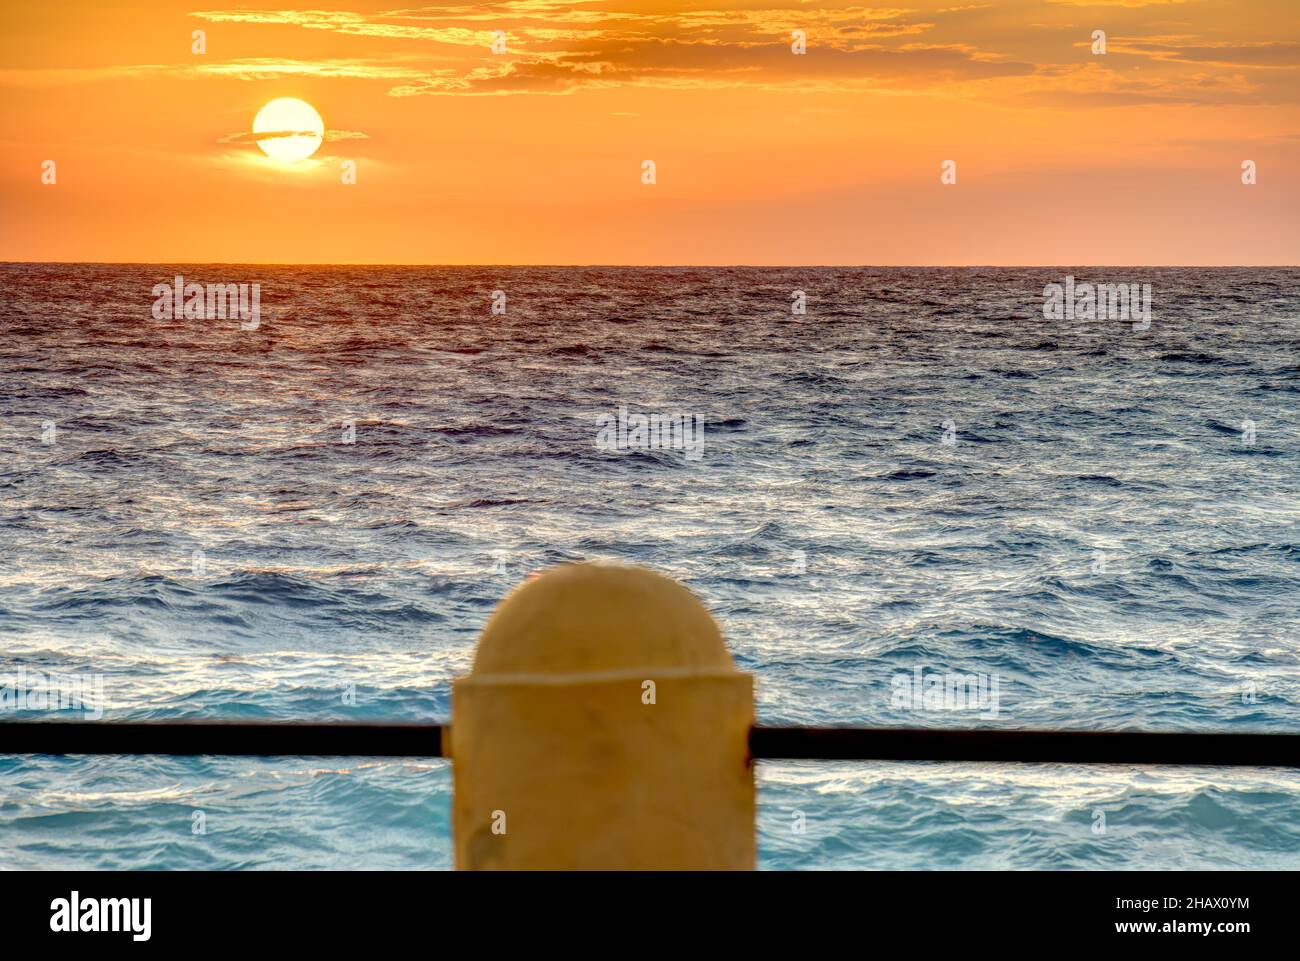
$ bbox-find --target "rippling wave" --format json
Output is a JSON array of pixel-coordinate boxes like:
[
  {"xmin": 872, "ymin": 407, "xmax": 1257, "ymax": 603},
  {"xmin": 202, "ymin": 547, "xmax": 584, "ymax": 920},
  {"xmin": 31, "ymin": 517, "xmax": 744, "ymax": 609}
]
[{"xmin": 2, "ymin": 265, "xmax": 1298, "ymax": 868}]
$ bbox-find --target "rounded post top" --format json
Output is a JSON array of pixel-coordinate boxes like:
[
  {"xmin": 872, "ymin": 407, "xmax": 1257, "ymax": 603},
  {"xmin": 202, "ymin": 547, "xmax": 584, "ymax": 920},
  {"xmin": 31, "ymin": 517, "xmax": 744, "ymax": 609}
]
[{"xmin": 472, "ymin": 562, "xmax": 736, "ymax": 676}]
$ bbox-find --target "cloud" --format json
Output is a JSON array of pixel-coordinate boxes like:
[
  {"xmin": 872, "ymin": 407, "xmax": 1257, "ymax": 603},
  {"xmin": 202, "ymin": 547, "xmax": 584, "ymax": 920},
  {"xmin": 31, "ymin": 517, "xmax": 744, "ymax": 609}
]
[
  {"xmin": 1045, "ymin": 0, "xmax": 1187, "ymax": 6},
  {"xmin": 187, "ymin": 5, "xmax": 935, "ymax": 56},
  {"xmin": 386, "ymin": 36, "xmax": 1036, "ymax": 96},
  {"xmin": 0, "ymin": 59, "xmax": 442, "ymax": 87},
  {"xmin": 194, "ymin": 58, "xmax": 441, "ymax": 81},
  {"xmin": 1106, "ymin": 39, "xmax": 1300, "ymax": 68},
  {"xmin": 188, "ymin": 8, "xmax": 595, "ymax": 47},
  {"xmin": 219, "ymin": 129, "xmax": 370, "ymax": 144},
  {"xmin": 5, "ymin": 4, "xmax": 1288, "ymax": 110},
  {"xmin": 182, "ymin": 5, "xmax": 1039, "ymax": 97},
  {"xmin": 991, "ymin": 61, "xmax": 1278, "ymax": 109}
]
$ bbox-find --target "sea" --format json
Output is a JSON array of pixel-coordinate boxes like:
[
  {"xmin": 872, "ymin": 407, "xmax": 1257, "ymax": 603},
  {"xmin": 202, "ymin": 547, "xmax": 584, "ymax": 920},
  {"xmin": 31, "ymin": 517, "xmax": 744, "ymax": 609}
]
[{"xmin": 1, "ymin": 264, "xmax": 1298, "ymax": 869}]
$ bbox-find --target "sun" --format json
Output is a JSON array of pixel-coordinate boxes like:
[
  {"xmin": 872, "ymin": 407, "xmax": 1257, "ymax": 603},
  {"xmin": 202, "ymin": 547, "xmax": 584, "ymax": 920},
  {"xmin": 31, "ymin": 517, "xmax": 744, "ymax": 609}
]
[{"xmin": 253, "ymin": 98, "xmax": 324, "ymax": 163}]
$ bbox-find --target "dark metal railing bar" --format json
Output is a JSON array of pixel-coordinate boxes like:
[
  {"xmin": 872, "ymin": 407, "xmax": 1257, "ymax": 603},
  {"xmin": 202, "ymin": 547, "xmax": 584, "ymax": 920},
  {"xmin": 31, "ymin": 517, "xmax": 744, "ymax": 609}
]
[
  {"xmin": 0, "ymin": 722, "xmax": 443, "ymax": 758},
  {"xmin": 749, "ymin": 727, "xmax": 1300, "ymax": 767},
  {"xmin": 0, "ymin": 722, "xmax": 1298, "ymax": 767}
]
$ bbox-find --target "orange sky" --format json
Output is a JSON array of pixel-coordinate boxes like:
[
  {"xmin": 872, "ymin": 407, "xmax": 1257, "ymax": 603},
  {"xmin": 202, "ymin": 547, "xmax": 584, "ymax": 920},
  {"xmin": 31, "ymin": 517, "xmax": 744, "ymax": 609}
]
[{"xmin": 2, "ymin": 1, "xmax": 1297, "ymax": 265}]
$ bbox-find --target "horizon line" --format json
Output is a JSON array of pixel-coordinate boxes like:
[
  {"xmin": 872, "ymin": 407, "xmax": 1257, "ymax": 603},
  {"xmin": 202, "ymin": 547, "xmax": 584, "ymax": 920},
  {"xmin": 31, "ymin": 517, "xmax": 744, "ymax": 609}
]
[{"xmin": 4, "ymin": 261, "xmax": 1298, "ymax": 269}]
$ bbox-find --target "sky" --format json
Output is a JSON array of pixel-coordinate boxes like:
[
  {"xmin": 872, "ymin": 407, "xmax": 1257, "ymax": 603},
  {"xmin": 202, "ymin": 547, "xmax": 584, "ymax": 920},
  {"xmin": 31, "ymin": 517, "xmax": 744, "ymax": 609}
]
[{"xmin": 1, "ymin": 1, "xmax": 1297, "ymax": 265}]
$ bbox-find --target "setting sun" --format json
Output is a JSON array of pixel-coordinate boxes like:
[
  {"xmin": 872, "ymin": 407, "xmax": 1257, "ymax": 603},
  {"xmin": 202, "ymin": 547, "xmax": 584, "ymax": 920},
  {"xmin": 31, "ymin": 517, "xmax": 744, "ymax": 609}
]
[
  {"xmin": 2, "ymin": 0, "xmax": 1294, "ymax": 264},
  {"xmin": 252, "ymin": 97, "xmax": 323, "ymax": 163}
]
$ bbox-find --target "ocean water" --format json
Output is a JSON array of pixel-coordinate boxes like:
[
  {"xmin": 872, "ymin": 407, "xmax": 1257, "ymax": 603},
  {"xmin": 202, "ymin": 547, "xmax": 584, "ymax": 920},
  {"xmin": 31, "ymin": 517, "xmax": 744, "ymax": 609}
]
[{"xmin": 1, "ymin": 264, "xmax": 1298, "ymax": 870}]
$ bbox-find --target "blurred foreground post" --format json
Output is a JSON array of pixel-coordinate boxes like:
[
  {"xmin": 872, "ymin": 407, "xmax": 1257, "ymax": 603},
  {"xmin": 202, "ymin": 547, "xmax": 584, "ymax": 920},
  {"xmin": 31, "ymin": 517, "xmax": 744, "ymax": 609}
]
[{"xmin": 450, "ymin": 562, "xmax": 755, "ymax": 869}]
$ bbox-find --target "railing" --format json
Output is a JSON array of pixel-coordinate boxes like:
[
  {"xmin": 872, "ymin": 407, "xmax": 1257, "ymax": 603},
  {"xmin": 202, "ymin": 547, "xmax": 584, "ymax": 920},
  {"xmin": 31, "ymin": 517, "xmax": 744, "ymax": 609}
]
[
  {"xmin": 2, "ymin": 721, "xmax": 1298, "ymax": 766},
  {"xmin": 6, "ymin": 564, "xmax": 1296, "ymax": 868}
]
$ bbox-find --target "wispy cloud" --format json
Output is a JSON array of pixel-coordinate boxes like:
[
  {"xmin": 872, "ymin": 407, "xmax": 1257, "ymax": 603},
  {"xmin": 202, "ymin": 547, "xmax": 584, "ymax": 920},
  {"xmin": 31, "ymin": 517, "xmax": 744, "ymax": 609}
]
[
  {"xmin": 3, "ymin": 3, "xmax": 1292, "ymax": 108},
  {"xmin": 178, "ymin": 3, "xmax": 1298, "ymax": 105},
  {"xmin": 0, "ymin": 59, "xmax": 441, "ymax": 87},
  {"xmin": 219, "ymin": 128, "xmax": 370, "ymax": 144},
  {"xmin": 1105, "ymin": 38, "xmax": 1300, "ymax": 68}
]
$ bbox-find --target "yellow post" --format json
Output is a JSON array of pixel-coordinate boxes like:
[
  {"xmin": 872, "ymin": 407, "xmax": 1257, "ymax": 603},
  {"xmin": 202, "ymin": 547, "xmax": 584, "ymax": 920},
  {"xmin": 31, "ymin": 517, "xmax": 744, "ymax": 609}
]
[{"xmin": 450, "ymin": 561, "xmax": 755, "ymax": 870}]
